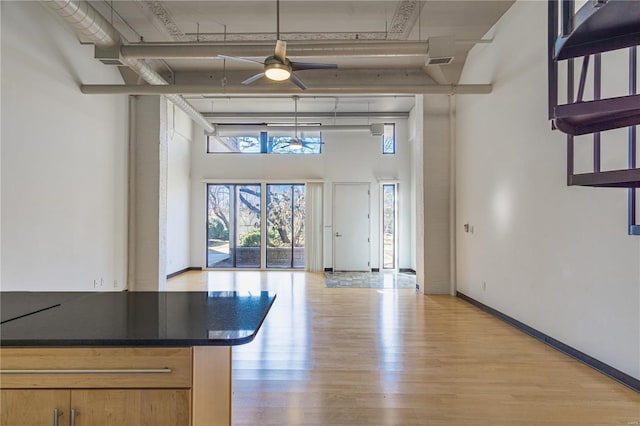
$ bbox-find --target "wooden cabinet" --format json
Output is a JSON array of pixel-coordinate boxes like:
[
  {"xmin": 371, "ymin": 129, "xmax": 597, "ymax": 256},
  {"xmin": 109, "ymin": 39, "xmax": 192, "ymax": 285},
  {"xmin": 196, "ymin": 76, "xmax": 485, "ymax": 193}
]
[
  {"xmin": 72, "ymin": 389, "xmax": 190, "ymax": 426},
  {"xmin": 1, "ymin": 390, "xmax": 68, "ymax": 426},
  {"xmin": 0, "ymin": 347, "xmax": 231, "ymax": 426},
  {"xmin": 1, "ymin": 389, "xmax": 189, "ymax": 426}
]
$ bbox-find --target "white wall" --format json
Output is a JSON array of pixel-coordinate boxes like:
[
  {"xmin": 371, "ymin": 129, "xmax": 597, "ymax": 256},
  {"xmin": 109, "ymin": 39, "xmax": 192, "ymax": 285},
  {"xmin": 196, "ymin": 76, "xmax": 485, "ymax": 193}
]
[
  {"xmin": 456, "ymin": 0, "xmax": 640, "ymax": 378},
  {"xmin": 166, "ymin": 102, "xmax": 193, "ymax": 275},
  {"xmin": 1, "ymin": 2, "xmax": 128, "ymax": 291},
  {"xmin": 190, "ymin": 118, "xmax": 412, "ymax": 270}
]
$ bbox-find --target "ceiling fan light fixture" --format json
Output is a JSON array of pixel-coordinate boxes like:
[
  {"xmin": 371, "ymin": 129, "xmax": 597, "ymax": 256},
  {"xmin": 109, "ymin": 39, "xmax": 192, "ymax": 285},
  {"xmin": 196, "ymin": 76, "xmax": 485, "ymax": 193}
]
[
  {"xmin": 289, "ymin": 137, "xmax": 303, "ymax": 150},
  {"xmin": 264, "ymin": 62, "xmax": 292, "ymax": 81}
]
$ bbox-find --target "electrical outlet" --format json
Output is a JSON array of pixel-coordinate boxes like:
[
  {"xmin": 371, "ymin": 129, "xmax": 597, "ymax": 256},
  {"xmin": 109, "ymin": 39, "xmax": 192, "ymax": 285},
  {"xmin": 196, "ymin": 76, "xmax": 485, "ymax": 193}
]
[
  {"xmin": 113, "ymin": 280, "xmax": 118, "ymax": 289},
  {"xmin": 93, "ymin": 279, "xmax": 98, "ymax": 288},
  {"xmin": 100, "ymin": 278, "xmax": 104, "ymax": 287},
  {"xmin": 482, "ymin": 281, "xmax": 487, "ymax": 291}
]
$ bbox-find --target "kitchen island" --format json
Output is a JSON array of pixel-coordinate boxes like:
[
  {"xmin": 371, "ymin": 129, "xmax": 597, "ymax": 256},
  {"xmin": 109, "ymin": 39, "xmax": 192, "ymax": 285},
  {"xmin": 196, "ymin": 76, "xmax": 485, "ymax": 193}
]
[{"xmin": 0, "ymin": 291, "xmax": 276, "ymax": 426}]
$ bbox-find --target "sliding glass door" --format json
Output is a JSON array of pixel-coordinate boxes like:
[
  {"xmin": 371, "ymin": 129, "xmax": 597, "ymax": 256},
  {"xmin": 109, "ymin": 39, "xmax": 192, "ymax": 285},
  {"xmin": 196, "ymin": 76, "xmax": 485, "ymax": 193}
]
[
  {"xmin": 206, "ymin": 183, "xmax": 306, "ymax": 269},
  {"xmin": 207, "ymin": 184, "xmax": 261, "ymax": 268},
  {"xmin": 266, "ymin": 184, "xmax": 305, "ymax": 269}
]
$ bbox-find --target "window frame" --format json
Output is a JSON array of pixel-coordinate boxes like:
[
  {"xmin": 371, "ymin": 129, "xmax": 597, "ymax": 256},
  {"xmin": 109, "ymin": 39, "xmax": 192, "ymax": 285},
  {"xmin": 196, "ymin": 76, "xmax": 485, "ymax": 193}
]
[
  {"xmin": 207, "ymin": 129, "xmax": 323, "ymax": 155},
  {"xmin": 380, "ymin": 182, "xmax": 398, "ymax": 270}
]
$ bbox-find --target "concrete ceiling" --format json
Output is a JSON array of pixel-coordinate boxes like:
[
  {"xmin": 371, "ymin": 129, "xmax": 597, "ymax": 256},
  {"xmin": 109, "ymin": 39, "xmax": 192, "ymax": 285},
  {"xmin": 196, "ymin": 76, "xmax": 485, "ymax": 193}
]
[{"xmin": 87, "ymin": 0, "xmax": 514, "ymax": 115}]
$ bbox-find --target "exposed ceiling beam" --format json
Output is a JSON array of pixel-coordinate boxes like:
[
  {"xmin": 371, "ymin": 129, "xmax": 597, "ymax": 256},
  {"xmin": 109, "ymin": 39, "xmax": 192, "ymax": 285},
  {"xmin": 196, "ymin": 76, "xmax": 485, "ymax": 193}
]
[
  {"xmin": 213, "ymin": 124, "xmax": 378, "ymax": 135},
  {"xmin": 121, "ymin": 41, "xmax": 429, "ymax": 59},
  {"xmin": 200, "ymin": 112, "xmax": 410, "ymax": 119},
  {"xmin": 423, "ymin": 65, "xmax": 450, "ymax": 85},
  {"xmin": 80, "ymin": 83, "xmax": 491, "ymax": 95},
  {"xmin": 171, "ymin": 68, "xmax": 437, "ymax": 86}
]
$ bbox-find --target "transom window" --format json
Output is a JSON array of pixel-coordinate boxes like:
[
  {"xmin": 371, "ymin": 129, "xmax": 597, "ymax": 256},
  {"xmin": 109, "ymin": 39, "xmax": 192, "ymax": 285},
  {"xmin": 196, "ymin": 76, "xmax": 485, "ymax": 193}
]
[{"xmin": 207, "ymin": 129, "xmax": 323, "ymax": 154}]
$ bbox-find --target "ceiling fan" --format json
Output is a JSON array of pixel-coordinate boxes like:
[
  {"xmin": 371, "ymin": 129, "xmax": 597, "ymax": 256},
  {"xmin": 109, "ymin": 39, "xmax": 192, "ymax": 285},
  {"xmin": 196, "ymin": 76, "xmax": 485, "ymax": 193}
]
[
  {"xmin": 288, "ymin": 96, "xmax": 324, "ymax": 151},
  {"xmin": 218, "ymin": 0, "xmax": 338, "ymax": 90}
]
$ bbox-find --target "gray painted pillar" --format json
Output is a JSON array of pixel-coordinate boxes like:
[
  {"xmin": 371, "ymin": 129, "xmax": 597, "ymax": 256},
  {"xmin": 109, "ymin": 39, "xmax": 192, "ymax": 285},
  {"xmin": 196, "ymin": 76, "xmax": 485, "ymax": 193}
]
[
  {"xmin": 421, "ymin": 95, "xmax": 451, "ymax": 294},
  {"xmin": 128, "ymin": 95, "xmax": 168, "ymax": 291}
]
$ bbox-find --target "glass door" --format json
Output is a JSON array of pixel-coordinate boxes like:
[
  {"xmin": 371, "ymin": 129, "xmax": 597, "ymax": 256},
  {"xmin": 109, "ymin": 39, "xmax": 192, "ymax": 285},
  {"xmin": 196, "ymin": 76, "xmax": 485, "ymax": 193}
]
[
  {"xmin": 207, "ymin": 184, "xmax": 261, "ymax": 268},
  {"xmin": 266, "ymin": 184, "xmax": 305, "ymax": 269}
]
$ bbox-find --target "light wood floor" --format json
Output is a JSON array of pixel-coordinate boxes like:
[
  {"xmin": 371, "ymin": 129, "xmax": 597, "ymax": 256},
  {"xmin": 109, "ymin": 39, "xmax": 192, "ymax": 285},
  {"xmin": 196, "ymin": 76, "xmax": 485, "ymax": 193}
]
[{"xmin": 168, "ymin": 271, "xmax": 640, "ymax": 426}]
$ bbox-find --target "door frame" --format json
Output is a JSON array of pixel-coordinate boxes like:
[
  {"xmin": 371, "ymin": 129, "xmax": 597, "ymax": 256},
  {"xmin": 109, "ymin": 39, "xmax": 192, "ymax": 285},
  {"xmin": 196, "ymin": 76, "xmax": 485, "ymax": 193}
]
[{"xmin": 332, "ymin": 182, "xmax": 371, "ymax": 271}]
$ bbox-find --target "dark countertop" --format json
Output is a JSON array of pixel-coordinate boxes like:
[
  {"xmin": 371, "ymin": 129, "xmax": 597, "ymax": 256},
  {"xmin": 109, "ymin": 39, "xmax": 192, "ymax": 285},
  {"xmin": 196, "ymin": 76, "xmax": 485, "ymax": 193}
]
[{"xmin": 0, "ymin": 291, "xmax": 276, "ymax": 347}]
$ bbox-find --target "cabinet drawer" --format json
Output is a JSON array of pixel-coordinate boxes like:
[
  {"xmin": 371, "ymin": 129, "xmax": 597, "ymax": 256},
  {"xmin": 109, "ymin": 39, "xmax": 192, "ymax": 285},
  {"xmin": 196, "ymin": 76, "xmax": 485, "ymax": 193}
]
[{"xmin": 0, "ymin": 347, "xmax": 192, "ymax": 389}]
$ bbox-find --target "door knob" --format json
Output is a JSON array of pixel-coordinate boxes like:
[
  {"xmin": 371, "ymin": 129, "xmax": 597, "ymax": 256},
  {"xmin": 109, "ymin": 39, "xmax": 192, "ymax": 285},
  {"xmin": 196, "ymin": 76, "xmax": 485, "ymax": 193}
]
[{"xmin": 335, "ymin": 232, "xmax": 342, "ymax": 237}]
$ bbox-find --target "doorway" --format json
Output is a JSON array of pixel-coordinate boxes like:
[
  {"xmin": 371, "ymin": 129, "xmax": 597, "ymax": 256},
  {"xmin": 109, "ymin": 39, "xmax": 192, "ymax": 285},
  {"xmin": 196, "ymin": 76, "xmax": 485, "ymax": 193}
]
[{"xmin": 333, "ymin": 183, "xmax": 370, "ymax": 271}]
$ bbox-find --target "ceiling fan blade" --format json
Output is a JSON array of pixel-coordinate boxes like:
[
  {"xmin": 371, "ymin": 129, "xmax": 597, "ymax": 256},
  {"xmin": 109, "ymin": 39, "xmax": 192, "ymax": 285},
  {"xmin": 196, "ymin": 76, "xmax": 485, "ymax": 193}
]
[
  {"xmin": 274, "ymin": 40, "xmax": 287, "ymax": 63},
  {"xmin": 302, "ymin": 142, "xmax": 325, "ymax": 150},
  {"xmin": 217, "ymin": 55, "xmax": 264, "ymax": 65},
  {"xmin": 242, "ymin": 72, "xmax": 266, "ymax": 85},
  {"xmin": 290, "ymin": 61, "xmax": 338, "ymax": 71},
  {"xmin": 290, "ymin": 73, "xmax": 308, "ymax": 90}
]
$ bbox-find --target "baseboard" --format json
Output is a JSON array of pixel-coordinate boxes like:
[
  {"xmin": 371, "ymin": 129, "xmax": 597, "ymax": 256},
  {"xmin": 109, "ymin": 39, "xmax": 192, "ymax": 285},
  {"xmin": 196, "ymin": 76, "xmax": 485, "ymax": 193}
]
[
  {"xmin": 167, "ymin": 267, "xmax": 202, "ymax": 279},
  {"xmin": 456, "ymin": 291, "xmax": 640, "ymax": 393},
  {"xmin": 399, "ymin": 268, "xmax": 416, "ymax": 274},
  {"xmin": 324, "ymin": 268, "xmax": 334, "ymax": 272}
]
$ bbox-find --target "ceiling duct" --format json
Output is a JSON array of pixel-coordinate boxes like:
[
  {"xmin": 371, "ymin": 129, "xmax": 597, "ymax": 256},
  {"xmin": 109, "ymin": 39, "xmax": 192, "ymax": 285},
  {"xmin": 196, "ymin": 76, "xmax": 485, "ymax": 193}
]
[
  {"xmin": 211, "ymin": 123, "xmax": 386, "ymax": 137},
  {"xmin": 426, "ymin": 36, "xmax": 455, "ymax": 66},
  {"xmin": 426, "ymin": 56, "xmax": 455, "ymax": 66},
  {"xmin": 42, "ymin": 0, "xmax": 214, "ymax": 132},
  {"xmin": 370, "ymin": 123, "xmax": 384, "ymax": 136}
]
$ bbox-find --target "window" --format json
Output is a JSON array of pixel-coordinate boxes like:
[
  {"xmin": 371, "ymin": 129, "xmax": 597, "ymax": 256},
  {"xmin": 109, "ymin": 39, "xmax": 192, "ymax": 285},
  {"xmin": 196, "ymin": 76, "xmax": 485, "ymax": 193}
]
[
  {"xmin": 382, "ymin": 183, "xmax": 397, "ymax": 269},
  {"xmin": 207, "ymin": 129, "xmax": 322, "ymax": 154},
  {"xmin": 382, "ymin": 123, "xmax": 395, "ymax": 154}
]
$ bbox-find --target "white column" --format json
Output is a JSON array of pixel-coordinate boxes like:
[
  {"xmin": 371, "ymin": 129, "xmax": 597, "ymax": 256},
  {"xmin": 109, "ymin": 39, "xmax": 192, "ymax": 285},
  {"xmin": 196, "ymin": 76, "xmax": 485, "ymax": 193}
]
[
  {"xmin": 128, "ymin": 95, "xmax": 168, "ymax": 291},
  {"xmin": 420, "ymin": 94, "xmax": 452, "ymax": 294}
]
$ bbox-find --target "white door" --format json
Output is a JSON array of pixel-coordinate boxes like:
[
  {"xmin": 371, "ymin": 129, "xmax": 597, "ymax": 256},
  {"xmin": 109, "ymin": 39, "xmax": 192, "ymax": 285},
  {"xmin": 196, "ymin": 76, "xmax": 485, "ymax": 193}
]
[{"xmin": 333, "ymin": 183, "xmax": 370, "ymax": 271}]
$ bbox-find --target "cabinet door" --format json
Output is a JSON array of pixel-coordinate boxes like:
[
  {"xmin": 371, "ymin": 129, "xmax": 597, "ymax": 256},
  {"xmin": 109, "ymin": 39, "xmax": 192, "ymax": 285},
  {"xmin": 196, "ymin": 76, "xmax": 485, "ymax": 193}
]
[
  {"xmin": 1, "ymin": 390, "xmax": 69, "ymax": 426},
  {"xmin": 70, "ymin": 389, "xmax": 190, "ymax": 426}
]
